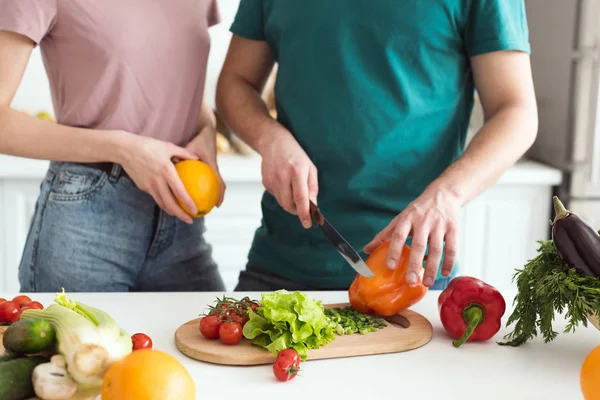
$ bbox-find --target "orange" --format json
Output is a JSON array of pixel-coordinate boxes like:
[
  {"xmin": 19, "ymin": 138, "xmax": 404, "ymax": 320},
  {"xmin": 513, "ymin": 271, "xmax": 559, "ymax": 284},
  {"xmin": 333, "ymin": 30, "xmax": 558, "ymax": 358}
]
[
  {"xmin": 175, "ymin": 159, "xmax": 221, "ymax": 218},
  {"xmin": 102, "ymin": 349, "xmax": 195, "ymax": 400},
  {"xmin": 581, "ymin": 344, "xmax": 600, "ymax": 400}
]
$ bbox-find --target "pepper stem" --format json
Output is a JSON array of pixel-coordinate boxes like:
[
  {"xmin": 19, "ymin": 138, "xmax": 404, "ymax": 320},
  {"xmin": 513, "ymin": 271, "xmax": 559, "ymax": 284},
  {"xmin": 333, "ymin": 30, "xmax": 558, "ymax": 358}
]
[
  {"xmin": 552, "ymin": 196, "xmax": 572, "ymax": 223},
  {"xmin": 452, "ymin": 305, "xmax": 484, "ymax": 348}
]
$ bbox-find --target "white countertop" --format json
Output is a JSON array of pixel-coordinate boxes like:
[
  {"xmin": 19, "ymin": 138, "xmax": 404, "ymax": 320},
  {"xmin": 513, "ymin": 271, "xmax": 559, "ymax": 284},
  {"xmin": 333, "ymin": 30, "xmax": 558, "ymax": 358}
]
[
  {"xmin": 1, "ymin": 290, "xmax": 594, "ymax": 400},
  {"xmin": 0, "ymin": 154, "xmax": 563, "ymax": 185}
]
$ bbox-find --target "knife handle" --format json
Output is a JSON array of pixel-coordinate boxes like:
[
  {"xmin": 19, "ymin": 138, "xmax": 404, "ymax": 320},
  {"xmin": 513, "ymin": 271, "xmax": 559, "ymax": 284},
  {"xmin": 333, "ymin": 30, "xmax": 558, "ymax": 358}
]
[{"xmin": 309, "ymin": 201, "xmax": 324, "ymax": 225}]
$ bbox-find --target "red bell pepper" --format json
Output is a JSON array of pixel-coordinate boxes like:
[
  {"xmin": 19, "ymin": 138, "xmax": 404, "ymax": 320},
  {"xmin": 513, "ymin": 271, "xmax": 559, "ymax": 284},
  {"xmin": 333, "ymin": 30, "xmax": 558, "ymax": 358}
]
[{"xmin": 438, "ymin": 276, "xmax": 506, "ymax": 347}]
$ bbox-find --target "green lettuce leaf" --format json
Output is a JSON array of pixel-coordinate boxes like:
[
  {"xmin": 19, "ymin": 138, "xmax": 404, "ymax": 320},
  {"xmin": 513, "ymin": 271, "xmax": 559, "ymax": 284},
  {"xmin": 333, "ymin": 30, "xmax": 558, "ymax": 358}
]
[{"xmin": 242, "ymin": 290, "xmax": 336, "ymax": 360}]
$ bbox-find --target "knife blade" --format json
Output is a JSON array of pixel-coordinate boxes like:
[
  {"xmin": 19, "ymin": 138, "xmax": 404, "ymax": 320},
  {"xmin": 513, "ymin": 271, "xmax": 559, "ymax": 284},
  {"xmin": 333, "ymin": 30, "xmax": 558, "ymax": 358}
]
[{"xmin": 309, "ymin": 201, "xmax": 375, "ymax": 278}]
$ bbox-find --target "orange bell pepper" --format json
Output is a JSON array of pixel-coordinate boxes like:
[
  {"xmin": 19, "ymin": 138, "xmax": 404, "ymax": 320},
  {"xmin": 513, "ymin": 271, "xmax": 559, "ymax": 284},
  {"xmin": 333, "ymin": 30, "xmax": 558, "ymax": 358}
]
[{"xmin": 349, "ymin": 241, "xmax": 428, "ymax": 316}]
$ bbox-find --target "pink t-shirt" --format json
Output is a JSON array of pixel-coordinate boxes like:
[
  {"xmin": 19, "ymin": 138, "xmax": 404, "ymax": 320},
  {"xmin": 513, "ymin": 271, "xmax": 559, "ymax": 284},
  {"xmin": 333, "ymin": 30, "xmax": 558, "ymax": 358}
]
[{"xmin": 0, "ymin": 0, "xmax": 220, "ymax": 146}]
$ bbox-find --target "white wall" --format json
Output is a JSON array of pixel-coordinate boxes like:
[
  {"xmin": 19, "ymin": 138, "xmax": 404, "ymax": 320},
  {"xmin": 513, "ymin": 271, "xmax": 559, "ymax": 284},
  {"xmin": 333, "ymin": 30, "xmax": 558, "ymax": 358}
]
[{"xmin": 10, "ymin": 0, "xmax": 241, "ymax": 115}]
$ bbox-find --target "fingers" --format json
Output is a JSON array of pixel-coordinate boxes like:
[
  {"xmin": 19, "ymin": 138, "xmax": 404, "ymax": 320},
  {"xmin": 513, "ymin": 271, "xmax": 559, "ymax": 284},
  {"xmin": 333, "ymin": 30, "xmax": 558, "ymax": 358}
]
[
  {"xmin": 404, "ymin": 226, "xmax": 428, "ymax": 286},
  {"xmin": 308, "ymin": 164, "xmax": 319, "ymax": 202},
  {"xmin": 217, "ymin": 175, "xmax": 226, "ymax": 207},
  {"xmin": 291, "ymin": 164, "xmax": 311, "ymax": 228},
  {"xmin": 423, "ymin": 227, "xmax": 444, "ymax": 287},
  {"xmin": 363, "ymin": 217, "xmax": 397, "ymax": 254},
  {"xmin": 169, "ymin": 144, "xmax": 198, "ymax": 162},
  {"xmin": 385, "ymin": 217, "xmax": 411, "ymax": 269},
  {"xmin": 441, "ymin": 223, "xmax": 458, "ymax": 277},
  {"xmin": 157, "ymin": 179, "xmax": 194, "ymax": 224},
  {"xmin": 165, "ymin": 164, "xmax": 198, "ymax": 217}
]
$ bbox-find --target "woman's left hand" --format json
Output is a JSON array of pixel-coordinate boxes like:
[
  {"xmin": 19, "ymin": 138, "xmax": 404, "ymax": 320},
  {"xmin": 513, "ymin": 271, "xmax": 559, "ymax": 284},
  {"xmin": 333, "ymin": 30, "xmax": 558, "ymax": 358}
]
[
  {"xmin": 183, "ymin": 125, "xmax": 226, "ymax": 207},
  {"xmin": 363, "ymin": 187, "xmax": 462, "ymax": 288}
]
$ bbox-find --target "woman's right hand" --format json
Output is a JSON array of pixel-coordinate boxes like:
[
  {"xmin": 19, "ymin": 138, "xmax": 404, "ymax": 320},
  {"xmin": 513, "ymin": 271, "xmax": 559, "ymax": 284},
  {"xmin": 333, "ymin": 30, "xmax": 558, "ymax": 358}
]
[{"xmin": 114, "ymin": 131, "xmax": 199, "ymax": 224}]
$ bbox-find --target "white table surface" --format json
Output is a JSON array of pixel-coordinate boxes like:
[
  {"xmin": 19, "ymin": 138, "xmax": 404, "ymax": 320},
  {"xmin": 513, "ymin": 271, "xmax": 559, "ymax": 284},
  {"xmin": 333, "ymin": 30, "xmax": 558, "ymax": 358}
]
[{"xmin": 1, "ymin": 290, "xmax": 595, "ymax": 400}]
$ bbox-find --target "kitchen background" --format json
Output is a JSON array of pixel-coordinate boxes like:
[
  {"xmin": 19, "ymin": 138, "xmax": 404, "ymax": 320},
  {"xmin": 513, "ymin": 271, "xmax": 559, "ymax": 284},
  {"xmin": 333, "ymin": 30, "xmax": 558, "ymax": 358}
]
[{"xmin": 0, "ymin": 0, "xmax": 594, "ymax": 293}]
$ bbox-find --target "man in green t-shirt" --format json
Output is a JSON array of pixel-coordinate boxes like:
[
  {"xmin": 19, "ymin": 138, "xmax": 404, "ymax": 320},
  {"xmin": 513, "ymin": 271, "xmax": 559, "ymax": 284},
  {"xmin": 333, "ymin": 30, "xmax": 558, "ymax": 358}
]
[{"xmin": 216, "ymin": 0, "xmax": 538, "ymax": 291}]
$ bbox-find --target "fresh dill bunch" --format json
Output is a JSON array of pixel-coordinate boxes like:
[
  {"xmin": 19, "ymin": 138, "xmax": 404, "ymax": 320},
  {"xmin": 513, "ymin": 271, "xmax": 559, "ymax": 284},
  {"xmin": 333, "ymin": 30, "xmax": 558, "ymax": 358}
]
[{"xmin": 499, "ymin": 236, "xmax": 600, "ymax": 346}]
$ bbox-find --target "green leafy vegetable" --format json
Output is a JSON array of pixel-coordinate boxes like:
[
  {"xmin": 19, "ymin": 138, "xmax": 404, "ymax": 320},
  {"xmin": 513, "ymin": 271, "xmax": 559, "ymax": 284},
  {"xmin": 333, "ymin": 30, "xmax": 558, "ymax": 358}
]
[
  {"xmin": 242, "ymin": 290, "xmax": 336, "ymax": 360},
  {"xmin": 499, "ymin": 237, "xmax": 600, "ymax": 346}
]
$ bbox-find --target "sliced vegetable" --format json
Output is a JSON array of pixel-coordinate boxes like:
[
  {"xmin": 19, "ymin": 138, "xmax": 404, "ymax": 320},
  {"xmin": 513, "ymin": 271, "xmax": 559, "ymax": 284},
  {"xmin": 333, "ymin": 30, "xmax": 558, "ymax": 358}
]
[
  {"xmin": 273, "ymin": 349, "xmax": 301, "ymax": 382},
  {"xmin": 0, "ymin": 356, "xmax": 48, "ymax": 400},
  {"xmin": 131, "ymin": 333, "xmax": 153, "ymax": 351},
  {"xmin": 438, "ymin": 276, "xmax": 506, "ymax": 347},
  {"xmin": 219, "ymin": 321, "xmax": 242, "ymax": 345},
  {"xmin": 324, "ymin": 306, "xmax": 387, "ymax": 335},
  {"xmin": 3, "ymin": 318, "xmax": 57, "ymax": 354},
  {"xmin": 32, "ymin": 354, "xmax": 78, "ymax": 400},
  {"xmin": 551, "ymin": 196, "xmax": 600, "ymax": 278},
  {"xmin": 199, "ymin": 315, "xmax": 222, "ymax": 340},
  {"xmin": 19, "ymin": 288, "xmax": 132, "ymax": 389},
  {"xmin": 349, "ymin": 241, "xmax": 428, "ymax": 316},
  {"xmin": 242, "ymin": 290, "xmax": 336, "ymax": 361},
  {"xmin": 0, "ymin": 301, "xmax": 21, "ymax": 323}
]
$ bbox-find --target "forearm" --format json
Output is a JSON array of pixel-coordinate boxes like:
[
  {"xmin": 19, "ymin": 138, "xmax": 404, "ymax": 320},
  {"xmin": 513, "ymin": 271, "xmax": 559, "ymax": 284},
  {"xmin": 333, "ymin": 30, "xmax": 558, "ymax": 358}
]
[
  {"xmin": 426, "ymin": 105, "xmax": 538, "ymax": 205},
  {"xmin": 0, "ymin": 107, "xmax": 126, "ymax": 163},
  {"xmin": 198, "ymin": 98, "xmax": 216, "ymax": 131},
  {"xmin": 216, "ymin": 74, "xmax": 289, "ymax": 154}
]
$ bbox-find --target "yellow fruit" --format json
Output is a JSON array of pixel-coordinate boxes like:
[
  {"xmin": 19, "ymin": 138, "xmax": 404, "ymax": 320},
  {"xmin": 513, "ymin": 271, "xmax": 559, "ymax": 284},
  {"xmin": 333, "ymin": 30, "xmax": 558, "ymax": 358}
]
[
  {"xmin": 175, "ymin": 159, "xmax": 220, "ymax": 218},
  {"xmin": 36, "ymin": 111, "xmax": 54, "ymax": 122},
  {"xmin": 582, "ymin": 345, "xmax": 600, "ymax": 400},
  {"xmin": 102, "ymin": 349, "xmax": 195, "ymax": 400}
]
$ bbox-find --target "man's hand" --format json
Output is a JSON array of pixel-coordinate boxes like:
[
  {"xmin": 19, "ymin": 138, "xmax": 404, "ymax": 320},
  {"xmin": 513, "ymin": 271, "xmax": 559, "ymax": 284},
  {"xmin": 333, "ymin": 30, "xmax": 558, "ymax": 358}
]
[
  {"xmin": 364, "ymin": 187, "xmax": 461, "ymax": 287},
  {"xmin": 184, "ymin": 124, "xmax": 226, "ymax": 207},
  {"xmin": 364, "ymin": 50, "xmax": 537, "ymax": 288},
  {"xmin": 260, "ymin": 128, "xmax": 319, "ymax": 228}
]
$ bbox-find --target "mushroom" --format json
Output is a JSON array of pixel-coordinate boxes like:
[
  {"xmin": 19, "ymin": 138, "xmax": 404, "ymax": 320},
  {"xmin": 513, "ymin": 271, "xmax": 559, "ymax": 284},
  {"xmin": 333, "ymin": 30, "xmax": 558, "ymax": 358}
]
[{"xmin": 32, "ymin": 354, "xmax": 78, "ymax": 400}]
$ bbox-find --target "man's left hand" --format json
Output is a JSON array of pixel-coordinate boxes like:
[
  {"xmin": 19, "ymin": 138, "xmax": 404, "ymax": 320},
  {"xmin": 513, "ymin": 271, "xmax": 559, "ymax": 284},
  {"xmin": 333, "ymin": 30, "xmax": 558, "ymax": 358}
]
[
  {"xmin": 184, "ymin": 125, "xmax": 226, "ymax": 207},
  {"xmin": 363, "ymin": 187, "xmax": 462, "ymax": 288}
]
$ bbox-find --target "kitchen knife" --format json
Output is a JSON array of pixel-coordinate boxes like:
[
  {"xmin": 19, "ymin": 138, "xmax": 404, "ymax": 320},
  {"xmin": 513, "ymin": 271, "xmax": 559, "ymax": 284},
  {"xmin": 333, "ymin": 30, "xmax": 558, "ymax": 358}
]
[{"xmin": 309, "ymin": 201, "xmax": 375, "ymax": 278}]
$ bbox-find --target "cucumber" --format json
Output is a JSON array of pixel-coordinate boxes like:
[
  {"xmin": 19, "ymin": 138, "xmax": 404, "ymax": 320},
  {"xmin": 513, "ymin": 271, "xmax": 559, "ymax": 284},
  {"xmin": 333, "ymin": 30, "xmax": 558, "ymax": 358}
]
[
  {"xmin": 0, "ymin": 350, "xmax": 19, "ymax": 363},
  {"xmin": 0, "ymin": 356, "xmax": 47, "ymax": 400},
  {"xmin": 3, "ymin": 318, "xmax": 56, "ymax": 354}
]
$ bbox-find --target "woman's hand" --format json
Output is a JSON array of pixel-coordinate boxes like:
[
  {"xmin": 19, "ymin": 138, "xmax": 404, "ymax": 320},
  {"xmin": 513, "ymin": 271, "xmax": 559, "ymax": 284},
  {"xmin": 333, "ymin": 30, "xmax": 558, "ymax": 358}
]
[
  {"xmin": 115, "ymin": 132, "xmax": 199, "ymax": 224},
  {"xmin": 184, "ymin": 124, "xmax": 226, "ymax": 207},
  {"xmin": 259, "ymin": 128, "xmax": 319, "ymax": 228},
  {"xmin": 363, "ymin": 187, "xmax": 462, "ymax": 288}
]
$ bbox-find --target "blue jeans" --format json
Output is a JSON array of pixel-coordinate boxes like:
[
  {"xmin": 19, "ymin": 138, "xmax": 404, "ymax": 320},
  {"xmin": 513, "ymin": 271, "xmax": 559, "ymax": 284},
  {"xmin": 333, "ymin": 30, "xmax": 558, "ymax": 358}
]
[{"xmin": 18, "ymin": 162, "xmax": 225, "ymax": 292}]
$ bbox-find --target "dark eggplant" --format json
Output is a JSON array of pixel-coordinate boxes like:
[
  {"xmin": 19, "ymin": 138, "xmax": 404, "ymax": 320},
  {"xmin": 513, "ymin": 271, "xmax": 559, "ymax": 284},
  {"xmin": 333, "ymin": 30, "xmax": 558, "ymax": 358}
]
[{"xmin": 551, "ymin": 196, "xmax": 600, "ymax": 278}]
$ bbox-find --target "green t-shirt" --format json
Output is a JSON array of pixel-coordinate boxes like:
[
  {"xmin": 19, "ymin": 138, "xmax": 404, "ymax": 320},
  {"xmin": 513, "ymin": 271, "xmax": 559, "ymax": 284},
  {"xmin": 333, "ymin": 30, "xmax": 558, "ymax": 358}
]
[{"xmin": 230, "ymin": 0, "xmax": 530, "ymax": 289}]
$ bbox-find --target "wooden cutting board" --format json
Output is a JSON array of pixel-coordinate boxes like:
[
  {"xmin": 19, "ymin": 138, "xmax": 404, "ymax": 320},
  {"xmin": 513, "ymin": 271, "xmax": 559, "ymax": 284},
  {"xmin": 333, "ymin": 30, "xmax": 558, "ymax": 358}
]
[
  {"xmin": 174, "ymin": 303, "xmax": 433, "ymax": 365},
  {"xmin": 0, "ymin": 326, "xmax": 100, "ymax": 400}
]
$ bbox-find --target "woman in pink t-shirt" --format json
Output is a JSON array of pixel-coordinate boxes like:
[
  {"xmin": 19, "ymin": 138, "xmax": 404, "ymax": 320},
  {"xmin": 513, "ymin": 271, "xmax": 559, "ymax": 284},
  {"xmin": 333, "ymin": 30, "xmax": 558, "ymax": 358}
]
[{"xmin": 0, "ymin": 1, "xmax": 227, "ymax": 292}]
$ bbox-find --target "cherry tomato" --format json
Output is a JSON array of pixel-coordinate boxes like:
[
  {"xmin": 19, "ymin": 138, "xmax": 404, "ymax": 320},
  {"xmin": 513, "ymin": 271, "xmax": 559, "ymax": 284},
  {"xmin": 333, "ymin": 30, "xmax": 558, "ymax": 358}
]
[
  {"xmin": 0, "ymin": 298, "xmax": 6, "ymax": 304},
  {"xmin": 278, "ymin": 349, "xmax": 301, "ymax": 363},
  {"xmin": 199, "ymin": 315, "xmax": 222, "ymax": 340},
  {"xmin": 12, "ymin": 295, "xmax": 32, "ymax": 307},
  {"xmin": 22, "ymin": 301, "xmax": 44, "ymax": 310},
  {"xmin": 226, "ymin": 310, "xmax": 249, "ymax": 326},
  {"xmin": 246, "ymin": 301, "xmax": 259, "ymax": 313},
  {"xmin": 219, "ymin": 321, "xmax": 242, "ymax": 345},
  {"xmin": 131, "ymin": 333, "xmax": 153, "ymax": 350},
  {"xmin": 0, "ymin": 301, "xmax": 21, "ymax": 323},
  {"xmin": 273, "ymin": 349, "xmax": 301, "ymax": 382}
]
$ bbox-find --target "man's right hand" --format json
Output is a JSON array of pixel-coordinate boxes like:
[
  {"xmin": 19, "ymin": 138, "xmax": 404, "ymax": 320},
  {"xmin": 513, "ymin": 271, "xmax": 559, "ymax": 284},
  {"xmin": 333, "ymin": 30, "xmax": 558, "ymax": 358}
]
[
  {"xmin": 114, "ymin": 131, "xmax": 199, "ymax": 225},
  {"xmin": 259, "ymin": 128, "xmax": 319, "ymax": 228}
]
